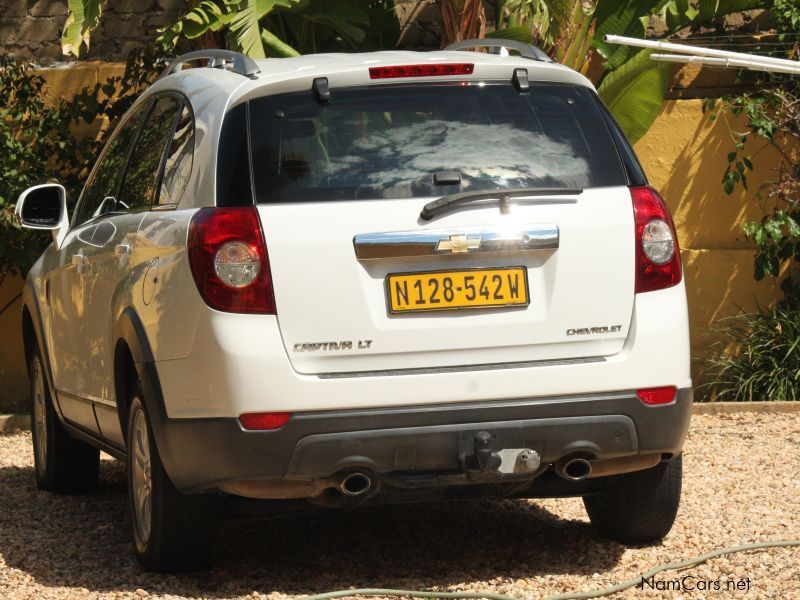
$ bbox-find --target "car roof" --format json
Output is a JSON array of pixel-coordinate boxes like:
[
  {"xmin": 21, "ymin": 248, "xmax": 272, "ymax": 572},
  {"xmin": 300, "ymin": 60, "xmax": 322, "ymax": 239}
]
[{"xmin": 143, "ymin": 49, "xmax": 595, "ymax": 111}]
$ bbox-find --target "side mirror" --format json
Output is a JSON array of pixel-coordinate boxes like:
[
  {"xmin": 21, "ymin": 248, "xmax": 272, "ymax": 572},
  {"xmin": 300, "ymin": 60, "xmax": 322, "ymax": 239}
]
[{"xmin": 15, "ymin": 184, "xmax": 70, "ymax": 247}]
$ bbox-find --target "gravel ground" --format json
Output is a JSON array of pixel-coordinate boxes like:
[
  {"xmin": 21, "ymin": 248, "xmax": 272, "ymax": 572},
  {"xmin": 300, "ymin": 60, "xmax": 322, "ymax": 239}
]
[{"xmin": 1, "ymin": 412, "xmax": 798, "ymax": 600}]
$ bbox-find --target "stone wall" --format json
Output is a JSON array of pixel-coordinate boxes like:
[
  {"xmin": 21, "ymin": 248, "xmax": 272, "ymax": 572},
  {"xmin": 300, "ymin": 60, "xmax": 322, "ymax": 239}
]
[
  {"xmin": 0, "ymin": 0, "xmax": 188, "ymax": 63},
  {"xmin": 1, "ymin": 0, "xmax": 454, "ymax": 62},
  {"xmin": 395, "ymin": 0, "xmax": 443, "ymax": 49}
]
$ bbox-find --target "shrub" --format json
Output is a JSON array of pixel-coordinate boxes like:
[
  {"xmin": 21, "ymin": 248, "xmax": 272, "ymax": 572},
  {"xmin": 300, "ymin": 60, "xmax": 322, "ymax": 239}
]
[
  {"xmin": 0, "ymin": 49, "xmax": 161, "ymax": 282},
  {"xmin": 705, "ymin": 307, "xmax": 800, "ymax": 402}
]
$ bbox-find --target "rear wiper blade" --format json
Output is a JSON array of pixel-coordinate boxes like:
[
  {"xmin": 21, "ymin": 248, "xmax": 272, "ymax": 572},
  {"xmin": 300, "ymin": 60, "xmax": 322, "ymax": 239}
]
[{"xmin": 420, "ymin": 187, "xmax": 582, "ymax": 221}]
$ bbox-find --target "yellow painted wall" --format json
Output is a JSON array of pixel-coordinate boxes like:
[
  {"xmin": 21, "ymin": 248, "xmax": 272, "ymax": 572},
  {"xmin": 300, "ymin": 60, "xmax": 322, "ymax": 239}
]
[
  {"xmin": 0, "ymin": 64, "xmax": 124, "ymax": 413},
  {"xmin": 0, "ymin": 275, "xmax": 26, "ymax": 413},
  {"xmin": 0, "ymin": 71, "xmax": 786, "ymax": 410},
  {"xmin": 634, "ymin": 100, "xmax": 783, "ymax": 383}
]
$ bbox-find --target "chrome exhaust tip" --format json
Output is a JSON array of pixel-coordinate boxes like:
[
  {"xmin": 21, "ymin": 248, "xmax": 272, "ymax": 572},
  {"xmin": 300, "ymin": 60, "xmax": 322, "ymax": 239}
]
[
  {"xmin": 557, "ymin": 457, "xmax": 593, "ymax": 481},
  {"xmin": 339, "ymin": 472, "xmax": 372, "ymax": 497}
]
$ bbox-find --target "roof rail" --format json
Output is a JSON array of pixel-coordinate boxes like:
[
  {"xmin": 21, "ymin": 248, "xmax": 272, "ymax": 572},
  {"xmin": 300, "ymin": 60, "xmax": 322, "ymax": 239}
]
[
  {"xmin": 159, "ymin": 49, "xmax": 261, "ymax": 80},
  {"xmin": 445, "ymin": 38, "xmax": 553, "ymax": 63}
]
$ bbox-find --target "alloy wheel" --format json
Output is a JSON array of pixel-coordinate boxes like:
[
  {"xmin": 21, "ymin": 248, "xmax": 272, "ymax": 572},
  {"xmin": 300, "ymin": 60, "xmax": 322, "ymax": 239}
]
[
  {"xmin": 32, "ymin": 356, "xmax": 47, "ymax": 473},
  {"xmin": 131, "ymin": 403, "xmax": 153, "ymax": 543}
]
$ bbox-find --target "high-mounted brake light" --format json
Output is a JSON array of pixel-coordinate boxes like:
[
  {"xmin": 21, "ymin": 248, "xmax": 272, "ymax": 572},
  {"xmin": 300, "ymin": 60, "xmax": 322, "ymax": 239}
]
[
  {"xmin": 239, "ymin": 412, "xmax": 292, "ymax": 430},
  {"xmin": 188, "ymin": 207, "xmax": 276, "ymax": 314},
  {"xmin": 369, "ymin": 63, "xmax": 474, "ymax": 79},
  {"xmin": 637, "ymin": 386, "xmax": 677, "ymax": 406},
  {"xmin": 631, "ymin": 186, "xmax": 682, "ymax": 294}
]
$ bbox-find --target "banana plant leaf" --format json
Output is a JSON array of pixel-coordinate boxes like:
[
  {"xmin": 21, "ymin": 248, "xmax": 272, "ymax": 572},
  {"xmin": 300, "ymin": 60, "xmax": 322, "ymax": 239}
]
[
  {"xmin": 230, "ymin": 0, "xmax": 299, "ymax": 57},
  {"xmin": 485, "ymin": 26, "xmax": 535, "ymax": 43},
  {"xmin": 261, "ymin": 28, "xmax": 300, "ymax": 57},
  {"xmin": 597, "ymin": 49, "xmax": 672, "ymax": 145},
  {"xmin": 591, "ymin": 0, "xmax": 654, "ymax": 70},
  {"xmin": 157, "ymin": 0, "xmax": 233, "ymax": 50},
  {"xmin": 62, "ymin": 0, "xmax": 103, "ymax": 57}
]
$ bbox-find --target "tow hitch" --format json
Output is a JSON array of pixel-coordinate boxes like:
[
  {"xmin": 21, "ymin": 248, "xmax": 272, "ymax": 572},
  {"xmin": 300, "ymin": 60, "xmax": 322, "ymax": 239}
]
[{"xmin": 463, "ymin": 430, "xmax": 542, "ymax": 475}]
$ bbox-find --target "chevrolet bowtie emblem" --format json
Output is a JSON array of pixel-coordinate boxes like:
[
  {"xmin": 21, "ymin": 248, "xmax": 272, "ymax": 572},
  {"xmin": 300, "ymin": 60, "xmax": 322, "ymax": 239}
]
[{"xmin": 436, "ymin": 234, "xmax": 482, "ymax": 254}]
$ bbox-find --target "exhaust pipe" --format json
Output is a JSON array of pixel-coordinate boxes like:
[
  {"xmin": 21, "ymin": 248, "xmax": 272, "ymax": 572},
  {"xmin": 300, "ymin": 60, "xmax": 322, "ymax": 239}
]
[
  {"xmin": 339, "ymin": 472, "xmax": 373, "ymax": 497},
  {"xmin": 556, "ymin": 457, "xmax": 593, "ymax": 481}
]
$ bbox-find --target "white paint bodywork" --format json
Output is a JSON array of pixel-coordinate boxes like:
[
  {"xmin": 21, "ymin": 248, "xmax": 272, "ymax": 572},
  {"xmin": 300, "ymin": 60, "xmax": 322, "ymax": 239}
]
[
  {"xmin": 23, "ymin": 49, "xmax": 691, "ymax": 432},
  {"xmin": 260, "ymin": 189, "xmax": 635, "ymax": 375}
]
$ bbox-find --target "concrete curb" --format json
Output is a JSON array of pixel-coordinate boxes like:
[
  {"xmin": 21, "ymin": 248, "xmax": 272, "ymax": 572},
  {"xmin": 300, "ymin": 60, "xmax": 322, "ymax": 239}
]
[
  {"xmin": 2, "ymin": 402, "xmax": 799, "ymax": 433},
  {"xmin": 692, "ymin": 401, "xmax": 800, "ymax": 415},
  {"xmin": 0, "ymin": 414, "xmax": 31, "ymax": 433}
]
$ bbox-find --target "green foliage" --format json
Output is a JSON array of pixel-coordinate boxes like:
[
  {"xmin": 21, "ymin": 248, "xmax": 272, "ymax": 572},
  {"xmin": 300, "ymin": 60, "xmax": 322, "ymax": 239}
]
[
  {"xmin": 705, "ymin": 307, "xmax": 800, "ymax": 401},
  {"xmin": 773, "ymin": 0, "xmax": 800, "ymax": 31},
  {"xmin": 158, "ymin": 0, "xmax": 398, "ymax": 57},
  {"xmin": 596, "ymin": 49, "xmax": 672, "ymax": 145},
  {"xmin": 62, "ymin": 0, "xmax": 105, "ymax": 57},
  {"xmin": 157, "ymin": 0, "xmax": 303, "ymax": 58},
  {"xmin": 261, "ymin": 0, "xmax": 386, "ymax": 54},
  {"xmin": 496, "ymin": 0, "xmax": 767, "ymax": 145},
  {"xmin": 0, "ymin": 50, "xmax": 161, "ymax": 278},
  {"xmin": 502, "ymin": 0, "xmax": 573, "ymax": 48},
  {"xmin": 64, "ymin": 0, "xmax": 400, "ymax": 59},
  {"xmin": 704, "ymin": 0, "xmax": 800, "ymax": 397},
  {"xmin": 709, "ymin": 3, "xmax": 800, "ymax": 308}
]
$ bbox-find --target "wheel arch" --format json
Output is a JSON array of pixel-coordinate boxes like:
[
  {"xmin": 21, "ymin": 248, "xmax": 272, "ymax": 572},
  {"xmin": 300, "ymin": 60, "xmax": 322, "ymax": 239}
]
[
  {"xmin": 113, "ymin": 307, "xmax": 168, "ymax": 447},
  {"xmin": 20, "ymin": 280, "xmax": 60, "ymax": 417},
  {"xmin": 21, "ymin": 303, "xmax": 36, "ymax": 376}
]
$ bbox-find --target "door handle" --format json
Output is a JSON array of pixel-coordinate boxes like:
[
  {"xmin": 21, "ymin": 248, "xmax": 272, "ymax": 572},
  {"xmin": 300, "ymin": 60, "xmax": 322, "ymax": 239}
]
[
  {"xmin": 115, "ymin": 243, "xmax": 132, "ymax": 256},
  {"xmin": 71, "ymin": 253, "xmax": 89, "ymax": 275}
]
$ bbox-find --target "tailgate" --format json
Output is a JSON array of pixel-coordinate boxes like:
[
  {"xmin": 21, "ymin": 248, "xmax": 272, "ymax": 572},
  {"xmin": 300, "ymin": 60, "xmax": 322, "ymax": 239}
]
[{"xmin": 260, "ymin": 187, "xmax": 634, "ymax": 374}]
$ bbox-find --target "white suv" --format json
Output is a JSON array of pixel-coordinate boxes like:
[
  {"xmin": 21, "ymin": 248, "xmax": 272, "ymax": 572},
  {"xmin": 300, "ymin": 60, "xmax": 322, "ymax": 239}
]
[{"xmin": 17, "ymin": 41, "xmax": 692, "ymax": 572}]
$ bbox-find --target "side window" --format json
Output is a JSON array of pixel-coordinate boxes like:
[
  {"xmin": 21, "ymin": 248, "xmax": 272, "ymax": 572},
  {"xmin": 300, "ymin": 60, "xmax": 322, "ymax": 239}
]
[
  {"xmin": 157, "ymin": 102, "xmax": 194, "ymax": 206},
  {"xmin": 75, "ymin": 103, "xmax": 147, "ymax": 226},
  {"xmin": 118, "ymin": 96, "xmax": 182, "ymax": 210}
]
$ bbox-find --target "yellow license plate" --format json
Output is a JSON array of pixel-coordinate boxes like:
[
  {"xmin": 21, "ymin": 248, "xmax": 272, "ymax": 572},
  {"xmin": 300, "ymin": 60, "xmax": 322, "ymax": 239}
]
[{"xmin": 386, "ymin": 267, "xmax": 529, "ymax": 314}]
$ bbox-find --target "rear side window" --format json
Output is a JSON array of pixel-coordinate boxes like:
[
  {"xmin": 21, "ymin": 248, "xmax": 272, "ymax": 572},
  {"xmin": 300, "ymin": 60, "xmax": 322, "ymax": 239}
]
[
  {"xmin": 216, "ymin": 103, "xmax": 252, "ymax": 207},
  {"xmin": 118, "ymin": 96, "xmax": 182, "ymax": 210},
  {"xmin": 158, "ymin": 102, "xmax": 194, "ymax": 206},
  {"xmin": 247, "ymin": 82, "xmax": 627, "ymax": 204}
]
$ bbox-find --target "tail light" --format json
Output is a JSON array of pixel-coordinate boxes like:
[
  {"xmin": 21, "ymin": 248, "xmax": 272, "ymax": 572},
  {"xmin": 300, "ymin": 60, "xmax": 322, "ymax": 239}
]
[
  {"xmin": 239, "ymin": 412, "xmax": 291, "ymax": 430},
  {"xmin": 631, "ymin": 186, "xmax": 682, "ymax": 294},
  {"xmin": 188, "ymin": 207, "xmax": 276, "ymax": 314},
  {"xmin": 637, "ymin": 386, "xmax": 677, "ymax": 406},
  {"xmin": 369, "ymin": 63, "xmax": 474, "ymax": 79}
]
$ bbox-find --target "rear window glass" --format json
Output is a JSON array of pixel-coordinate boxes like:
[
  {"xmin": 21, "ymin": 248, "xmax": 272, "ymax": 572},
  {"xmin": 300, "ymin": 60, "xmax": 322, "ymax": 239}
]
[{"xmin": 248, "ymin": 82, "xmax": 627, "ymax": 203}]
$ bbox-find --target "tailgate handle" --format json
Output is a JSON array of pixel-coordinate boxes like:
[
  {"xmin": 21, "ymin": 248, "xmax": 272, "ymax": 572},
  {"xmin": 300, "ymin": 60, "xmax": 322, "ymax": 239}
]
[{"xmin": 353, "ymin": 225, "xmax": 559, "ymax": 260}]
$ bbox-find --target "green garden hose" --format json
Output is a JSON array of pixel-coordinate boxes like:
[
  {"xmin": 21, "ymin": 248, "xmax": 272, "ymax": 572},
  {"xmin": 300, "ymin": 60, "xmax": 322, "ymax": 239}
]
[{"xmin": 303, "ymin": 539, "xmax": 800, "ymax": 600}]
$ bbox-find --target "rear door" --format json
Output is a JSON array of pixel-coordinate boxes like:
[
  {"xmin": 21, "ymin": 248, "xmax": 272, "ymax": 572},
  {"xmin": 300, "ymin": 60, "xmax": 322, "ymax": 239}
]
[
  {"xmin": 245, "ymin": 81, "xmax": 635, "ymax": 374},
  {"xmin": 83, "ymin": 94, "xmax": 186, "ymax": 446}
]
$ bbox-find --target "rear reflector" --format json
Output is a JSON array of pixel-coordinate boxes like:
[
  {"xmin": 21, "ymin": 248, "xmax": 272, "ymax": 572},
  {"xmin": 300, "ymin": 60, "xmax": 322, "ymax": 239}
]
[
  {"xmin": 369, "ymin": 63, "xmax": 474, "ymax": 79},
  {"xmin": 239, "ymin": 412, "xmax": 292, "ymax": 430},
  {"xmin": 637, "ymin": 386, "xmax": 677, "ymax": 406}
]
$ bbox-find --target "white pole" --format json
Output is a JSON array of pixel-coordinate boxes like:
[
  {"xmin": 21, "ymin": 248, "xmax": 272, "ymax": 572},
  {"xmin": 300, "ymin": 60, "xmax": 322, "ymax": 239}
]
[
  {"xmin": 650, "ymin": 53, "xmax": 800, "ymax": 76},
  {"xmin": 604, "ymin": 34, "xmax": 800, "ymax": 70}
]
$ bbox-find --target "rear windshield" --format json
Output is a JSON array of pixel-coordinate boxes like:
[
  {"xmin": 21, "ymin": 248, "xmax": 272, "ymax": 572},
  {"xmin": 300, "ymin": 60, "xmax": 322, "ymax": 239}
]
[{"xmin": 247, "ymin": 82, "xmax": 627, "ymax": 203}]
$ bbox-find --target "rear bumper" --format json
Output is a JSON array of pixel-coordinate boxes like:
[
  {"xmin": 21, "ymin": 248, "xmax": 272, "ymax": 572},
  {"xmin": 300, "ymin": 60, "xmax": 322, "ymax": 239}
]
[{"xmin": 158, "ymin": 387, "xmax": 692, "ymax": 494}]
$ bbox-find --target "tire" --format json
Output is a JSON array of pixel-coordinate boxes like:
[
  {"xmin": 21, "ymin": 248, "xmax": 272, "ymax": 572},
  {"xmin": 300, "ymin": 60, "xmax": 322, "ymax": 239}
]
[
  {"xmin": 126, "ymin": 384, "xmax": 217, "ymax": 572},
  {"xmin": 583, "ymin": 455, "xmax": 682, "ymax": 544},
  {"xmin": 29, "ymin": 345, "xmax": 99, "ymax": 493}
]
